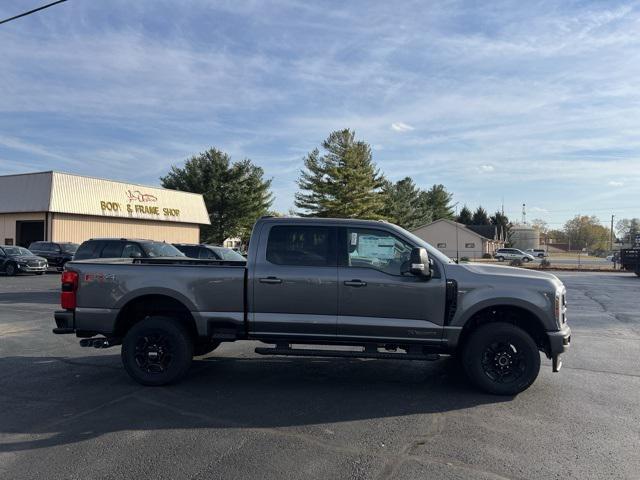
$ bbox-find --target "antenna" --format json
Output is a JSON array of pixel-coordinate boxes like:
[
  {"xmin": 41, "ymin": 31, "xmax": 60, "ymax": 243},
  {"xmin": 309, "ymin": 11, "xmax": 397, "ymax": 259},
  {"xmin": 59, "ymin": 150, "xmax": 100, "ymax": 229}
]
[{"xmin": 522, "ymin": 203, "xmax": 526, "ymax": 224}]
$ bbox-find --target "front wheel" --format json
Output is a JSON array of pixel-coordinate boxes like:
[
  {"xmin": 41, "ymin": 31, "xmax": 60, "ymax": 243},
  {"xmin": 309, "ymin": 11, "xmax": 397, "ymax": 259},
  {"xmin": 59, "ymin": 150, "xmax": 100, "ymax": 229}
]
[
  {"xmin": 4, "ymin": 263, "xmax": 17, "ymax": 276},
  {"xmin": 523, "ymin": 257, "xmax": 531, "ymax": 263},
  {"xmin": 462, "ymin": 323, "xmax": 540, "ymax": 395},
  {"xmin": 121, "ymin": 316, "xmax": 193, "ymax": 386},
  {"xmin": 496, "ymin": 256, "xmax": 504, "ymax": 262}
]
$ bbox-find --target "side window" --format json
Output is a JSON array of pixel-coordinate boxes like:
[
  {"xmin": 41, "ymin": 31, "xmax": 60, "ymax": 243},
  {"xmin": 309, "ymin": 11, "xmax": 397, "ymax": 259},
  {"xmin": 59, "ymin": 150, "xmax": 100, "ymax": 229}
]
[
  {"xmin": 74, "ymin": 241, "xmax": 102, "ymax": 260},
  {"xmin": 179, "ymin": 246, "xmax": 199, "ymax": 258},
  {"xmin": 344, "ymin": 228, "xmax": 413, "ymax": 275},
  {"xmin": 100, "ymin": 241, "xmax": 124, "ymax": 258},
  {"xmin": 266, "ymin": 226, "xmax": 334, "ymax": 266},
  {"xmin": 199, "ymin": 248, "xmax": 218, "ymax": 259},
  {"xmin": 122, "ymin": 243, "xmax": 144, "ymax": 258}
]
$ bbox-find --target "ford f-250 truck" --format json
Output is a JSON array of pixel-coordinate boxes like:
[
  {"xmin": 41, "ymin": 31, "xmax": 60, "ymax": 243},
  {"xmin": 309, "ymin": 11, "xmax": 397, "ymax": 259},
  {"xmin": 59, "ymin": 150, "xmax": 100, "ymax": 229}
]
[{"xmin": 53, "ymin": 217, "xmax": 571, "ymax": 395}]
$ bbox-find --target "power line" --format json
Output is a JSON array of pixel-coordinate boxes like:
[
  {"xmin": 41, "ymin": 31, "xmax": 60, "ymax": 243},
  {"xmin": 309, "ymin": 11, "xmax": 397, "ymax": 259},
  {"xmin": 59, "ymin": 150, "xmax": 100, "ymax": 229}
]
[{"xmin": 0, "ymin": 0, "xmax": 68, "ymax": 26}]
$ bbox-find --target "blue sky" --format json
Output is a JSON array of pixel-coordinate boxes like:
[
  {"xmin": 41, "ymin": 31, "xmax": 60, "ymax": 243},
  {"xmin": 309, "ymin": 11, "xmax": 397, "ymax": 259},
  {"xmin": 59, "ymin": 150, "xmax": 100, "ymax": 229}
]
[{"xmin": 1, "ymin": 0, "xmax": 639, "ymax": 228}]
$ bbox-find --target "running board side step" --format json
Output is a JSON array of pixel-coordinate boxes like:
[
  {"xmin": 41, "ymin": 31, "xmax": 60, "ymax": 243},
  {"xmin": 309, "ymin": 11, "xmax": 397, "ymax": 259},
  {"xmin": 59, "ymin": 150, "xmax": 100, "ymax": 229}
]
[{"xmin": 254, "ymin": 345, "xmax": 440, "ymax": 361}]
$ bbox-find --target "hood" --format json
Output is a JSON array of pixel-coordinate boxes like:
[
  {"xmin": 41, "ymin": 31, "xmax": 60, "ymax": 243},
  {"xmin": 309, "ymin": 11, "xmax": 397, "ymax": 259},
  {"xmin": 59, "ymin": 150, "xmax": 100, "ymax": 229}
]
[
  {"xmin": 458, "ymin": 263, "xmax": 559, "ymax": 280},
  {"xmin": 11, "ymin": 254, "xmax": 46, "ymax": 262},
  {"xmin": 448, "ymin": 262, "xmax": 564, "ymax": 291}
]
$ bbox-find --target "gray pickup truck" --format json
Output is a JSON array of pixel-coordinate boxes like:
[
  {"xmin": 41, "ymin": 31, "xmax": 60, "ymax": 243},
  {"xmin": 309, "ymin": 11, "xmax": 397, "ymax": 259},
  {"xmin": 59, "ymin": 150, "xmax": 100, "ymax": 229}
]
[{"xmin": 53, "ymin": 217, "xmax": 571, "ymax": 395}]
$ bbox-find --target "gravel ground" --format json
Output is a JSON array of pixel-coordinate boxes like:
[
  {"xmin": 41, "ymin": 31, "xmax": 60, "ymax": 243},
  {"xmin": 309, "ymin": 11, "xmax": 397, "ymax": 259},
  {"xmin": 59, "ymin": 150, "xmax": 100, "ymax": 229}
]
[{"xmin": 0, "ymin": 272, "xmax": 639, "ymax": 479}]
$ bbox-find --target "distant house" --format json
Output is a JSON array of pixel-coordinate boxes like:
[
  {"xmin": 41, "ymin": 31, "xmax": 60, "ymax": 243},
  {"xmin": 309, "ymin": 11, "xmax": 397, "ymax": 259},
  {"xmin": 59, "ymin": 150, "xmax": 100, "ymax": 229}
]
[{"xmin": 411, "ymin": 219, "xmax": 505, "ymax": 259}]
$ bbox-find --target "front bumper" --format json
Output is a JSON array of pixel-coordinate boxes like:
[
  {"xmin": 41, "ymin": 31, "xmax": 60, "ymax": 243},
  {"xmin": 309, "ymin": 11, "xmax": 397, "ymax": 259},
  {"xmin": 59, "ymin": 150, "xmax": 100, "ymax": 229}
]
[
  {"xmin": 17, "ymin": 263, "xmax": 48, "ymax": 272},
  {"xmin": 547, "ymin": 324, "xmax": 571, "ymax": 372}
]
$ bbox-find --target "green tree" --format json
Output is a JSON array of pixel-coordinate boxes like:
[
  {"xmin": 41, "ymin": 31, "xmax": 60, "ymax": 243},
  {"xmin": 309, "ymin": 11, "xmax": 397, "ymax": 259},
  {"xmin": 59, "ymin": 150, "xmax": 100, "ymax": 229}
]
[
  {"xmin": 564, "ymin": 215, "xmax": 609, "ymax": 251},
  {"xmin": 456, "ymin": 205, "xmax": 473, "ymax": 225},
  {"xmin": 547, "ymin": 229, "xmax": 567, "ymax": 243},
  {"xmin": 161, "ymin": 148, "xmax": 273, "ymax": 244},
  {"xmin": 295, "ymin": 129, "xmax": 386, "ymax": 218},
  {"xmin": 616, "ymin": 218, "xmax": 640, "ymax": 244},
  {"xmin": 490, "ymin": 211, "xmax": 512, "ymax": 244},
  {"xmin": 418, "ymin": 184, "xmax": 454, "ymax": 221},
  {"xmin": 471, "ymin": 206, "xmax": 490, "ymax": 225},
  {"xmin": 381, "ymin": 177, "xmax": 431, "ymax": 229}
]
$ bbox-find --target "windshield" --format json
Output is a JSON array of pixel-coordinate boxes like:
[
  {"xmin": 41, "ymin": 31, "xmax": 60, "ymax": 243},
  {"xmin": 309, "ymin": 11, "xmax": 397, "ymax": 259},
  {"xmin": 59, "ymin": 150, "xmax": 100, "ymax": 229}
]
[
  {"xmin": 3, "ymin": 247, "xmax": 32, "ymax": 256},
  {"xmin": 140, "ymin": 242, "xmax": 185, "ymax": 258},
  {"xmin": 60, "ymin": 243, "xmax": 79, "ymax": 253},
  {"xmin": 210, "ymin": 246, "xmax": 246, "ymax": 261},
  {"xmin": 391, "ymin": 225, "xmax": 455, "ymax": 264}
]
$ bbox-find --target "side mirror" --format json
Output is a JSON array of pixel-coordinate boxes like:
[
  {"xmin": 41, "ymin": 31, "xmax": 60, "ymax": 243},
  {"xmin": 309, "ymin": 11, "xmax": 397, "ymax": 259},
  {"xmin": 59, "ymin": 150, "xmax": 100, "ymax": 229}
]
[
  {"xmin": 406, "ymin": 247, "xmax": 431, "ymax": 279},
  {"xmin": 129, "ymin": 251, "xmax": 142, "ymax": 258}
]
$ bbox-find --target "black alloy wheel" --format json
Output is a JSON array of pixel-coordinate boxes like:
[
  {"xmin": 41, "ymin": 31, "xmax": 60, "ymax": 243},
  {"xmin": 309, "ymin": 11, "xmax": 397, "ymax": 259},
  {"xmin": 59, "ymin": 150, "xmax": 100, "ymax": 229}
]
[
  {"xmin": 121, "ymin": 316, "xmax": 193, "ymax": 386},
  {"xmin": 462, "ymin": 322, "xmax": 540, "ymax": 395}
]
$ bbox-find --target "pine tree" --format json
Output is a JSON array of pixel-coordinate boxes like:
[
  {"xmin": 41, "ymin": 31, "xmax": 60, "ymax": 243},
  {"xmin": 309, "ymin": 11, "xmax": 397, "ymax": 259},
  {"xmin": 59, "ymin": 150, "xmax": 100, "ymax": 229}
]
[
  {"xmin": 491, "ymin": 211, "xmax": 511, "ymax": 243},
  {"xmin": 456, "ymin": 205, "xmax": 473, "ymax": 225},
  {"xmin": 418, "ymin": 184, "xmax": 454, "ymax": 221},
  {"xmin": 382, "ymin": 177, "xmax": 431, "ymax": 229},
  {"xmin": 295, "ymin": 129, "xmax": 386, "ymax": 218},
  {"xmin": 472, "ymin": 206, "xmax": 490, "ymax": 225},
  {"xmin": 161, "ymin": 148, "xmax": 273, "ymax": 244}
]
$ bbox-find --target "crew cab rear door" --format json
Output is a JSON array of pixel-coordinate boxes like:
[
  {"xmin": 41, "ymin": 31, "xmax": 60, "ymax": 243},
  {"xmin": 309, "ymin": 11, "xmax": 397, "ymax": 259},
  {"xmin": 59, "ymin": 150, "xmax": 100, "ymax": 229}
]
[{"xmin": 251, "ymin": 223, "xmax": 338, "ymax": 338}]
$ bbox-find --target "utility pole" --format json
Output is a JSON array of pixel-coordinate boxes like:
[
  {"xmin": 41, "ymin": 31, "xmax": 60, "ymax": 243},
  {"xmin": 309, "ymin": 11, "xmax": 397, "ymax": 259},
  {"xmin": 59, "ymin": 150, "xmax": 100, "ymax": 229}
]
[{"xmin": 610, "ymin": 214, "xmax": 615, "ymax": 251}]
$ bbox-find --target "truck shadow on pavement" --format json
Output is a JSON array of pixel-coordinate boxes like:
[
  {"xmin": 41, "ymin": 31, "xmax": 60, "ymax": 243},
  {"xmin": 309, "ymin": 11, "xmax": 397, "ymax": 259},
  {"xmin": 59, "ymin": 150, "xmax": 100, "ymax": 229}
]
[{"xmin": 0, "ymin": 353, "xmax": 511, "ymax": 453}]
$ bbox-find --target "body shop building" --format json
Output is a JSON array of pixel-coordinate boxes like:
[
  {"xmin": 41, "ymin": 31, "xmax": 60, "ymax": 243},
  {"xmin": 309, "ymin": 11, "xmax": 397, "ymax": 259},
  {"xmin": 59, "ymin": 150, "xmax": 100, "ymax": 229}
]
[{"xmin": 0, "ymin": 171, "xmax": 210, "ymax": 247}]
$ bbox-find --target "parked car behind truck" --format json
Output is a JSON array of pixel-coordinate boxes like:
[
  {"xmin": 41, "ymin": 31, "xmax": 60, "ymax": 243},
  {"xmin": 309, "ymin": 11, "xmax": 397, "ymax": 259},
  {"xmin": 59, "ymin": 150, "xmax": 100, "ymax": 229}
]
[
  {"xmin": 0, "ymin": 246, "xmax": 48, "ymax": 275},
  {"xmin": 29, "ymin": 241, "xmax": 78, "ymax": 272},
  {"xmin": 53, "ymin": 217, "xmax": 571, "ymax": 395}
]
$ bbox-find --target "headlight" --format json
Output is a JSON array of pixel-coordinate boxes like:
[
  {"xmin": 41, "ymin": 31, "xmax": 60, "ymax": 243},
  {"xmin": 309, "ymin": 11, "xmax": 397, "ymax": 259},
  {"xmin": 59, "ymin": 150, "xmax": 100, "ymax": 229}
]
[{"xmin": 555, "ymin": 289, "xmax": 567, "ymax": 325}]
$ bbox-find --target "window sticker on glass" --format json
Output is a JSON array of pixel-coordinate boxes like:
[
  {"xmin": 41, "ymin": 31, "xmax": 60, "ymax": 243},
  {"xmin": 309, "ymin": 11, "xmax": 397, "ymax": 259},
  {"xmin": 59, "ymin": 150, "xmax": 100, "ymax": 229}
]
[{"xmin": 351, "ymin": 232, "xmax": 358, "ymax": 245}]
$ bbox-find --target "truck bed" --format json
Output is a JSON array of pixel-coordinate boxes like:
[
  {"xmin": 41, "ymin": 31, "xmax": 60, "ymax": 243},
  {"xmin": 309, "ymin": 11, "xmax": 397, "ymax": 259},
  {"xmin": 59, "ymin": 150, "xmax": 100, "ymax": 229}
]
[{"xmin": 66, "ymin": 257, "xmax": 247, "ymax": 337}]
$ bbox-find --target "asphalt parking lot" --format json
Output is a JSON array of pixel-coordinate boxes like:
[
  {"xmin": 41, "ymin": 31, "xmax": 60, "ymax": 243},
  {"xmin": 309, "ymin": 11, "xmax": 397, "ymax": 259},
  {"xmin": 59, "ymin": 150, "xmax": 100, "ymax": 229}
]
[{"xmin": 1, "ymin": 272, "xmax": 639, "ymax": 479}]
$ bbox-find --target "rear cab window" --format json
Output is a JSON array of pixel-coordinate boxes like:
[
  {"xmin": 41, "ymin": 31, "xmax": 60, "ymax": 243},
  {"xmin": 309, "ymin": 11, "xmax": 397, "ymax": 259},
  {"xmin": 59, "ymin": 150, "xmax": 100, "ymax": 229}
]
[{"xmin": 266, "ymin": 225, "xmax": 335, "ymax": 266}]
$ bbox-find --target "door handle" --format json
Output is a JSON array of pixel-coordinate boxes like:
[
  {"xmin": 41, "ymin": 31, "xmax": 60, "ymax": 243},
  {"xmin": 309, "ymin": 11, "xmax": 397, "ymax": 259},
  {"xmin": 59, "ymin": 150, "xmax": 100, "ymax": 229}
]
[
  {"xmin": 344, "ymin": 280, "xmax": 367, "ymax": 287},
  {"xmin": 259, "ymin": 276, "xmax": 282, "ymax": 284}
]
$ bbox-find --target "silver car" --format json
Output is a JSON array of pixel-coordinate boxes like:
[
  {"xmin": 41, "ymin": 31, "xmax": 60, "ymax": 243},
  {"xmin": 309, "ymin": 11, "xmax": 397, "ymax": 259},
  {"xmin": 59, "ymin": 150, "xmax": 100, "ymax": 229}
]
[{"xmin": 494, "ymin": 248, "xmax": 535, "ymax": 262}]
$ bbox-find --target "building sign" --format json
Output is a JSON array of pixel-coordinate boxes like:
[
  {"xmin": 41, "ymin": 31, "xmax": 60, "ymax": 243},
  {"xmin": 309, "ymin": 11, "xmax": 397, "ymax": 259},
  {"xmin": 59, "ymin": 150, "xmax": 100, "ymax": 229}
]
[{"xmin": 99, "ymin": 190, "xmax": 180, "ymax": 218}]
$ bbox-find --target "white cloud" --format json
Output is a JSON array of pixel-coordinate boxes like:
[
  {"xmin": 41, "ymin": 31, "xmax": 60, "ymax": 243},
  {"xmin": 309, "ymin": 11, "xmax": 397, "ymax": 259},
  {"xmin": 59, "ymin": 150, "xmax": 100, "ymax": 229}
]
[
  {"xmin": 530, "ymin": 207, "xmax": 549, "ymax": 213},
  {"xmin": 608, "ymin": 180, "xmax": 624, "ymax": 187},
  {"xmin": 391, "ymin": 122, "xmax": 415, "ymax": 132},
  {"xmin": 478, "ymin": 164, "xmax": 495, "ymax": 173}
]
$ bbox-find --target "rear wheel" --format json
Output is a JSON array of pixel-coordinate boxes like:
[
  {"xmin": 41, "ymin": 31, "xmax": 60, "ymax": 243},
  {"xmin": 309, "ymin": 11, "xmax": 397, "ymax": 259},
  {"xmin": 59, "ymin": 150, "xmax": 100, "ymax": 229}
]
[
  {"xmin": 462, "ymin": 322, "xmax": 540, "ymax": 395},
  {"xmin": 5, "ymin": 263, "xmax": 16, "ymax": 276},
  {"xmin": 496, "ymin": 256, "xmax": 504, "ymax": 262},
  {"xmin": 121, "ymin": 316, "xmax": 193, "ymax": 386}
]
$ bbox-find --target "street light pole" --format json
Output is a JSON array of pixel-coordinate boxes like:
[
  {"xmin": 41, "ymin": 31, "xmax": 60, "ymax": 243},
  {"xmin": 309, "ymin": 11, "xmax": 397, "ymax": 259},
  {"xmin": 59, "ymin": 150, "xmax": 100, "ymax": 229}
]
[{"xmin": 610, "ymin": 214, "xmax": 615, "ymax": 251}]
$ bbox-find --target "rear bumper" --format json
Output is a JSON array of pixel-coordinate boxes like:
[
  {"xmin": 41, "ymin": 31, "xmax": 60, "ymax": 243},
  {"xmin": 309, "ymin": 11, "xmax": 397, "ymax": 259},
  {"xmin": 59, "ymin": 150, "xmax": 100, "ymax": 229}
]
[{"xmin": 53, "ymin": 310, "xmax": 75, "ymax": 334}]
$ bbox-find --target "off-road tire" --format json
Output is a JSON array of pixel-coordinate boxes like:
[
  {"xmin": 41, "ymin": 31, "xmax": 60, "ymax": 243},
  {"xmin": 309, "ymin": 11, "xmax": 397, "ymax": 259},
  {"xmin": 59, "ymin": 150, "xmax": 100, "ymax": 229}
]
[
  {"xmin": 462, "ymin": 322, "xmax": 540, "ymax": 395},
  {"xmin": 121, "ymin": 316, "xmax": 193, "ymax": 386}
]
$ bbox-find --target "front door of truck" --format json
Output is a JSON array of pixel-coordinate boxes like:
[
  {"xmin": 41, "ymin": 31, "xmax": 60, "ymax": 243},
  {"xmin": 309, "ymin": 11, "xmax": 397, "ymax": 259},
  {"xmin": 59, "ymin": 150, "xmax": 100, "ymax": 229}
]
[
  {"xmin": 252, "ymin": 224, "xmax": 338, "ymax": 338},
  {"xmin": 337, "ymin": 227, "xmax": 446, "ymax": 345}
]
